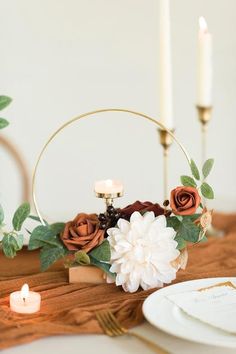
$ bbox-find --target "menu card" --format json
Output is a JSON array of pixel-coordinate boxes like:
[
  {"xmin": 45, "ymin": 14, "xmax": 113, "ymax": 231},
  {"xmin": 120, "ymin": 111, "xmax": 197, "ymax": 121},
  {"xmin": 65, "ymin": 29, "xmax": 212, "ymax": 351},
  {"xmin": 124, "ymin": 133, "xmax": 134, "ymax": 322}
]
[{"xmin": 167, "ymin": 282, "xmax": 236, "ymax": 333}]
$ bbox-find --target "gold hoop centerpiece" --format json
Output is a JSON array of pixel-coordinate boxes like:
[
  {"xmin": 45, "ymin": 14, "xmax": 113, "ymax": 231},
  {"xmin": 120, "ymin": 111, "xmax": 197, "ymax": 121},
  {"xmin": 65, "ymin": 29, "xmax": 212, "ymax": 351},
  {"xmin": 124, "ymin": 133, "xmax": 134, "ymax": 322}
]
[{"xmin": 32, "ymin": 108, "xmax": 191, "ymax": 225}]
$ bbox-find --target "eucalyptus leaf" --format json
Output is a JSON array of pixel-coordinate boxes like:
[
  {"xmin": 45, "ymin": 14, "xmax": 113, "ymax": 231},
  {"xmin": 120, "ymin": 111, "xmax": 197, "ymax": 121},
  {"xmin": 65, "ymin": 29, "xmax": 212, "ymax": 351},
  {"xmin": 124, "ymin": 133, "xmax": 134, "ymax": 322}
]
[
  {"xmin": 74, "ymin": 250, "xmax": 90, "ymax": 265},
  {"xmin": 40, "ymin": 245, "xmax": 68, "ymax": 271},
  {"xmin": 28, "ymin": 225, "xmax": 59, "ymax": 250},
  {"xmin": 15, "ymin": 234, "xmax": 24, "ymax": 250},
  {"xmin": 201, "ymin": 182, "xmax": 214, "ymax": 199},
  {"xmin": 12, "ymin": 202, "xmax": 30, "ymax": 231},
  {"xmin": 174, "ymin": 235, "xmax": 186, "ymax": 250},
  {"xmin": 50, "ymin": 222, "xmax": 65, "ymax": 235},
  {"xmin": 167, "ymin": 216, "xmax": 181, "ymax": 230},
  {"xmin": 2, "ymin": 234, "xmax": 19, "ymax": 258},
  {"xmin": 180, "ymin": 175, "xmax": 197, "ymax": 188},
  {"xmin": 0, "ymin": 204, "xmax": 4, "ymax": 225},
  {"xmin": 0, "ymin": 118, "xmax": 9, "ymax": 129},
  {"xmin": 0, "ymin": 96, "xmax": 12, "ymax": 111},
  {"xmin": 90, "ymin": 256, "xmax": 115, "ymax": 278},
  {"xmin": 88, "ymin": 240, "xmax": 111, "ymax": 262},
  {"xmin": 202, "ymin": 159, "xmax": 214, "ymax": 178},
  {"xmin": 177, "ymin": 219, "xmax": 200, "ymax": 243},
  {"xmin": 190, "ymin": 159, "xmax": 200, "ymax": 180}
]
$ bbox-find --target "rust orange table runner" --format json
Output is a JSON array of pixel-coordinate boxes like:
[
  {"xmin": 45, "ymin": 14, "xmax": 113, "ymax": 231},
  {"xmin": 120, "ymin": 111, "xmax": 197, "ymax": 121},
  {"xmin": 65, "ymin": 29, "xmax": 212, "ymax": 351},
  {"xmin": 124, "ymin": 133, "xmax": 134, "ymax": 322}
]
[{"xmin": 0, "ymin": 212, "xmax": 235, "ymax": 350}]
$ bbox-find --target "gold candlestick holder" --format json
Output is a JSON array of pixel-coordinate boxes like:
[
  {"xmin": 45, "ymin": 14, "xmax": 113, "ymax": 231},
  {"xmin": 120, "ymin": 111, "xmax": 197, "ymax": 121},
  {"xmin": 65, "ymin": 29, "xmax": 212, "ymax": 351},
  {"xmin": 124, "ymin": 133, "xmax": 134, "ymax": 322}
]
[
  {"xmin": 196, "ymin": 106, "xmax": 212, "ymax": 165},
  {"xmin": 158, "ymin": 128, "xmax": 175, "ymax": 201},
  {"xmin": 95, "ymin": 191, "xmax": 123, "ymax": 211}
]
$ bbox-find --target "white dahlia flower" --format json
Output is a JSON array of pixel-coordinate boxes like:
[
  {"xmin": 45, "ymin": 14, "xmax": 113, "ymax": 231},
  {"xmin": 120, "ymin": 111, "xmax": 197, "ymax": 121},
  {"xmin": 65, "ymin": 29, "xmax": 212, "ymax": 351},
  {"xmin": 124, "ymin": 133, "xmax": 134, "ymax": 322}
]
[{"xmin": 107, "ymin": 211, "xmax": 180, "ymax": 293}]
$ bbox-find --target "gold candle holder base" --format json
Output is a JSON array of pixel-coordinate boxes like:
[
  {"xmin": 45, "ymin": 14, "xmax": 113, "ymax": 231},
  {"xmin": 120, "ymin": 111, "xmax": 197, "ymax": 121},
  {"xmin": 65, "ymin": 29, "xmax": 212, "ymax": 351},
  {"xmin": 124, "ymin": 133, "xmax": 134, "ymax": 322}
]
[
  {"xmin": 196, "ymin": 106, "xmax": 212, "ymax": 126},
  {"xmin": 95, "ymin": 192, "xmax": 123, "ymax": 209},
  {"xmin": 158, "ymin": 128, "xmax": 175, "ymax": 201},
  {"xmin": 196, "ymin": 106, "xmax": 212, "ymax": 166}
]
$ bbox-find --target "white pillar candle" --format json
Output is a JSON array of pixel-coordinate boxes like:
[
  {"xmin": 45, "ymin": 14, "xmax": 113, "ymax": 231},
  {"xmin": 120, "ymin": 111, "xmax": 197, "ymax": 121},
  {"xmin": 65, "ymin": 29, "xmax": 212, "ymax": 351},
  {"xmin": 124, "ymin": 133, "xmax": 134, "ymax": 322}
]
[
  {"xmin": 10, "ymin": 284, "xmax": 41, "ymax": 314},
  {"xmin": 197, "ymin": 16, "xmax": 212, "ymax": 107},
  {"xmin": 159, "ymin": 0, "xmax": 173, "ymax": 129},
  {"xmin": 94, "ymin": 179, "xmax": 123, "ymax": 195}
]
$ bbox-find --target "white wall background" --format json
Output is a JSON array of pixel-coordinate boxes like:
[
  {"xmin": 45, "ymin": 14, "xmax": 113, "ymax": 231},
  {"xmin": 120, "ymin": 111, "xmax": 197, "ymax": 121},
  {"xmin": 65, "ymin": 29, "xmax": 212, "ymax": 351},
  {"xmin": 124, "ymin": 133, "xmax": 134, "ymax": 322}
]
[{"xmin": 0, "ymin": 0, "xmax": 235, "ymax": 224}]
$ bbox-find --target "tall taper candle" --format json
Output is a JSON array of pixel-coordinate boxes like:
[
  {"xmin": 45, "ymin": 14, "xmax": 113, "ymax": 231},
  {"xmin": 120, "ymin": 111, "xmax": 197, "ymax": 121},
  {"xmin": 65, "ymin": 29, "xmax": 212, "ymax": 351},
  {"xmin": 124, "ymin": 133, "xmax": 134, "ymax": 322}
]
[
  {"xmin": 159, "ymin": 0, "xmax": 173, "ymax": 129},
  {"xmin": 197, "ymin": 17, "xmax": 212, "ymax": 107}
]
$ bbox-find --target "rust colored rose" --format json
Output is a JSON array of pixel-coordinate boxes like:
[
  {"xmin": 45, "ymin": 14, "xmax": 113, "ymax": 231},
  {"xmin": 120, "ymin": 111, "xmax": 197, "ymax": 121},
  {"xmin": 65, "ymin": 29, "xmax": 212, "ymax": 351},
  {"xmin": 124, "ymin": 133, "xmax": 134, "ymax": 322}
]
[
  {"xmin": 170, "ymin": 186, "xmax": 201, "ymax": 216},
  {"xmin": 60, "ymin": 213, "xmax": 104, "ymax": 253},
  {"xmin": 120, "ymin": 200, "xmax": 167, "ymax": 220}
]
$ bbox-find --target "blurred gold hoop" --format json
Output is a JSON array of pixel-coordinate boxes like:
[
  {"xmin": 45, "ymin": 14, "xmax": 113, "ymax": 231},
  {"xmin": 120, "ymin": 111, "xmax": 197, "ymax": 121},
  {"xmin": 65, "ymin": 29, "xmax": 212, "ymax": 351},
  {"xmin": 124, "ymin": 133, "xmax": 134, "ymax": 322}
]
[
  {"xmin": 0, "ymin": 134, "xmax": 30, "ymax": 202},
  {"xmin": 32, "ymin": 108, "xmax": 191, "ymax": 224}
]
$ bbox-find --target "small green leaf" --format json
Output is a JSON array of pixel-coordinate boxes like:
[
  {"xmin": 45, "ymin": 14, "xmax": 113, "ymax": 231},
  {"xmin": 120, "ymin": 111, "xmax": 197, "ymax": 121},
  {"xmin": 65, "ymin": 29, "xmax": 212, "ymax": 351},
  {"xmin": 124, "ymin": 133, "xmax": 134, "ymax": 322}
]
[
  {"xmin": 88, "ymin": 240, "xmax": 111, "ymax": 262},
  {"xmin": 74, "ymin": 250, "xmax": 90, "ymax": 265},
  {"xmin": 190, "ymin": 159, "xmax": 200, "ymax": 180},
  {"xmin": 0, "ymin": 96, "xmax": 12, "ymax": 111},
  {"xmin": 40, "ymin": 245, "xmax": 68, "ymax": 271},
  {"xmin": 0, "ymin": 204, "xmax": 4, "ymax": 225},
  {"xmin": 177, "ymin": 219, "xmax": 201, "ymax": 243},
  {"xmin": 201, "ymin": 182, "xmax": 214, "ymax": 199},
  {"xmin": 0, "ymin": 118, "xmax": 9, "ymax": 129},
  {"xmin": 50, "ymin": 222, "xmax": 65, "ymax": 235},
  {"xmin": 174, "ymin": 235, "xmax": 186, "ymax": 250},
  {"xmin": 2, "ymin": 234, "xmax": 19, "ymax": 258},
  {"xmin": 15, "ymin": 234, "xmax": 24, "ymax": 250},
  {"xmin": 28, "ymin": 225, "xmax": 60, "ymax": 250},
  {"xmin": 90, "ymin": 256, "xmax": 115, "ymax": 278},
  {"xmin": 180, "ymin": 175, "xmax": 197, "ymax": 188},
  {"xmin": 12, "ymin": 202, "xmax": 30, "ymax": 231},
  {"xmin": 202, "ymin": 159, "xmax": 214, "ymax": 178},
  {"xmin": 167, "ymin": 216, "xmax": 181, "ymax": 230}
]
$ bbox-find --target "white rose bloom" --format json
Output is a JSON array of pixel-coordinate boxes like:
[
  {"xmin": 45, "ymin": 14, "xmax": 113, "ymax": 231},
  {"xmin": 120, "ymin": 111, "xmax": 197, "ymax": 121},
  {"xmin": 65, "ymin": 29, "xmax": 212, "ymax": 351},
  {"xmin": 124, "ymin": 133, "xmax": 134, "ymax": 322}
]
[{"xmin": 107, "ymin": 211, "xmax": 180, "ymax": 293}]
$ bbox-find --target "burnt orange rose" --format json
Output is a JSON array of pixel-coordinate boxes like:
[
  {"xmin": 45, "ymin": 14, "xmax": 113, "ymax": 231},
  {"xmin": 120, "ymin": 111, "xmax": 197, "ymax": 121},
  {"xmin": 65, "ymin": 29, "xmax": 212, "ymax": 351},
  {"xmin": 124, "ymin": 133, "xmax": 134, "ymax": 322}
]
[
  {"xmin": 60, "ymin": 213, "xmax": 104, "ymax": 253},
  {"xmin": 170, "ymin": 186, "xmax": 201, "ymax": 216}
]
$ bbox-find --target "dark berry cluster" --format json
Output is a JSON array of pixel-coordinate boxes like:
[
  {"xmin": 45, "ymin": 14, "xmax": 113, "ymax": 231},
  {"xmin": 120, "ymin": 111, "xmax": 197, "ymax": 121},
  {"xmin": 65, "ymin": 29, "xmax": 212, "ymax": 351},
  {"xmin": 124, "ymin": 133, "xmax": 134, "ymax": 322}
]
[{"xmin": 98, "ymin": 205, "xmax": 121, "ymax": 232}]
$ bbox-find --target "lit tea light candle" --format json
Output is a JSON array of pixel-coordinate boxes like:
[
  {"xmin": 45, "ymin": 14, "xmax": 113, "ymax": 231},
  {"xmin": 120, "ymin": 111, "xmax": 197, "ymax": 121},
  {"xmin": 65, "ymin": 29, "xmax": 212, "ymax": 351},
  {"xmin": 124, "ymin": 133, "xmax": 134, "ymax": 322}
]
[
  {"xmin": 10, "ymin": 284, "xmax": 41, "ymax": 314},
  {"xmin": 94, "ymin": 179, "xmax": 123, "ymax": 195}
]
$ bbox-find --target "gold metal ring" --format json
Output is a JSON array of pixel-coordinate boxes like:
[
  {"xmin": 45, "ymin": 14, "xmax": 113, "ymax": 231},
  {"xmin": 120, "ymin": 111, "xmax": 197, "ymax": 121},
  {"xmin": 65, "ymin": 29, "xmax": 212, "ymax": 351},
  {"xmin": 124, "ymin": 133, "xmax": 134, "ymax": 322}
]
[{"xmin": 32, "ymin": 108, "xmax": 191, "ymax": 224}]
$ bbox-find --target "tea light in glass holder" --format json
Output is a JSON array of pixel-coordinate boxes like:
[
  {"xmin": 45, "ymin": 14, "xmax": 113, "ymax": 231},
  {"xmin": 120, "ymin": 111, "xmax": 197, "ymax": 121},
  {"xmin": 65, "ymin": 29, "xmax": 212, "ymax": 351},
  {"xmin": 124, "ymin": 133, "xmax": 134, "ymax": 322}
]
[
  {"xmin": 10, "ymin": 284, "xmax": 41, "ymax": 314},
  {"xmin": 94, "ymin": 179, "xmax": 124, "ymax": 208}
]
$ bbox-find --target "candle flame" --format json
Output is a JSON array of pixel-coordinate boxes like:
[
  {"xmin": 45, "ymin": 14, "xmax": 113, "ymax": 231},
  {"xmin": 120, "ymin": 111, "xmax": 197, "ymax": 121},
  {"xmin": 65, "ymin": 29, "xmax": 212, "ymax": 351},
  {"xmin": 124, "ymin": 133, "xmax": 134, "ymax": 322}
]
[
  {"xmin": 105, "ymin": 179, "xmax": 113, "ymax": 187},
  {"xmin": 20, "ymin": 284, "xmax": 29, "ymax": 301},
  {"xmin": 199, "ymin": 16, "xmax": 208, "ymax": 32}
]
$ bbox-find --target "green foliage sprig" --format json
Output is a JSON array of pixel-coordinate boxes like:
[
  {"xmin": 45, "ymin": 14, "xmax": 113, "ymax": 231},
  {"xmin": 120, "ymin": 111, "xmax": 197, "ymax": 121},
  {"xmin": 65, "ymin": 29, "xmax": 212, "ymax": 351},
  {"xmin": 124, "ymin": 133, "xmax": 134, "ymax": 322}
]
[
  {"xmin": 181, "ymin": 158, "xmax": 215, "ymax": 200},
  {"xmin": 0, "ymin": 203, "xmax": 30, "ymax": 257}
]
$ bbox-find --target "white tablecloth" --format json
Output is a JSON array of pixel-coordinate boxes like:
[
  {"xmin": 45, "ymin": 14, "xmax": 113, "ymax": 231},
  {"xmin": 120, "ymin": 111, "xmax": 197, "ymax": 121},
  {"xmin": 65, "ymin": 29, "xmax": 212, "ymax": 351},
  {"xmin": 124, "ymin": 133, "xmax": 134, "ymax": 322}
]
[{"xmin": 2, "ymin": 322, "xmax": 236, "ymax": 354}]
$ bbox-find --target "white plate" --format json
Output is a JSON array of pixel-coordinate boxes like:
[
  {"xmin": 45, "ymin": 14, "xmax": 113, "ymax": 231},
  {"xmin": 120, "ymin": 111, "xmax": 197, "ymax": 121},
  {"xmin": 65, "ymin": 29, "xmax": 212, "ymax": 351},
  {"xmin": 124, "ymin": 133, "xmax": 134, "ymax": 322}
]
[{"xmin": 143, "ymin": 277, "xmax": 236, "ymax": 348}]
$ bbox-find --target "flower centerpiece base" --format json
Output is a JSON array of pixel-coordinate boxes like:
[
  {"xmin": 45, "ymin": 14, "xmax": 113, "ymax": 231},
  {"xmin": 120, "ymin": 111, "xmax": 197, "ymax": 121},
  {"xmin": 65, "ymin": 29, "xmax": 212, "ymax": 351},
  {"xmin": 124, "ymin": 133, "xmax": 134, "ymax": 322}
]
[{"xmin": 69, "ymin": 266, "xmax": 106, "ymax": 284}]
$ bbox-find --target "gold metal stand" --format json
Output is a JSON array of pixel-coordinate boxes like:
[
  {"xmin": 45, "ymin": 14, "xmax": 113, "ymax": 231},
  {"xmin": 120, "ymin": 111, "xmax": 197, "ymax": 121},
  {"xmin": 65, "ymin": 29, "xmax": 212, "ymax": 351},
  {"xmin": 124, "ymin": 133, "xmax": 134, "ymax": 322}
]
[
  {"xmin": 32, "ymin": 108, "xmax": 190, "ymax": 225},
  {"xmin": 196, "ymin": 106, "xmax": 212, "ymax": 166},
  {"xmin": 95, "ymin": 192, "xmax": 123, "ymax": 209},
  {"xmin": 158, "ymin": 129, "xmax": 175, "ymax": 201}
]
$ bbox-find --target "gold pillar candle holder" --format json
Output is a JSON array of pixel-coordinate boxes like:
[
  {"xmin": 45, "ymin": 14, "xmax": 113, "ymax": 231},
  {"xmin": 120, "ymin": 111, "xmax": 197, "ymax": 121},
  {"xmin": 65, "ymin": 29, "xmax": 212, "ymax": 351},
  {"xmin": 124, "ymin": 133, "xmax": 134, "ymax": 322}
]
[
  {"xmin": 95, "ymin": 191, "xmax": 123, "ymax": 209},
  {"xmin": 158, "ymin": 128, "xmax": 175, "ymax": 201},
  {"xmin": 196, "ymin": 105, "xmax": 212, "ymax": 165}
]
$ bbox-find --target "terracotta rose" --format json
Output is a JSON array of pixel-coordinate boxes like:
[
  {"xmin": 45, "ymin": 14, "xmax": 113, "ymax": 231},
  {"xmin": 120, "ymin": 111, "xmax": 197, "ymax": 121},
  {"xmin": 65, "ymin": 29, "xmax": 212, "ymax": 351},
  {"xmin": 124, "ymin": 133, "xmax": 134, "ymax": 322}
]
[
  {"xmin": 170, "ymin": 186, "xmax": 201, "ymax": 216},
  {"xmin": 120, "ymin": 200, "xmax": 167, "ymax": 220},
  {"xmin": 61, "ymin": 213, "xmax": 104, "ymax": 253}
]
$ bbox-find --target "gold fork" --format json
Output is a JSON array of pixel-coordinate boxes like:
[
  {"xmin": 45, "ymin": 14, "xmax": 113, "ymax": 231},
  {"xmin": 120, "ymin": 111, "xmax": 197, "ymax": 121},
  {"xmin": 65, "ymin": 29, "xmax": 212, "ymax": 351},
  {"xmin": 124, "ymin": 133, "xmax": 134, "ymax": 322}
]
[{"xmin": 95, "ymin": 310, "xmax": 170, "ymax": 354}]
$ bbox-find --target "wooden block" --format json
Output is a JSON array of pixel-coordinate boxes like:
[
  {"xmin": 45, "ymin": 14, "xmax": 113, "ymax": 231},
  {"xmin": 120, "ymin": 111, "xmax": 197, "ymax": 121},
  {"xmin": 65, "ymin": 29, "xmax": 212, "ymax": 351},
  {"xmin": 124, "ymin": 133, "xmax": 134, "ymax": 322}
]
[{"xmin": 69, "ymin": 265, "xmax": 106, "ymax": 284}]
